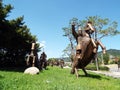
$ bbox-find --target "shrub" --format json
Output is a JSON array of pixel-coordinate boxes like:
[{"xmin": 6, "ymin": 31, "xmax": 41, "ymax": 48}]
[{"xmin": 86, "ymin": 63, "xmax": 109, "ymax": 71}]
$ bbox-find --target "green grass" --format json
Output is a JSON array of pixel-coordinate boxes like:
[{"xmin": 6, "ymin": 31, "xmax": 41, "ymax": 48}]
[{"xmin": 0, "ymin": 66, "xmax": 120, "ymax": 90}]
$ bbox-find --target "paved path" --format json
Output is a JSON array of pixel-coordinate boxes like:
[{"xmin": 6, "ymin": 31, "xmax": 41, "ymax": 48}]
[{"xmin": 90, "ymin": 64, "xmax": 120, "ymax": 78}]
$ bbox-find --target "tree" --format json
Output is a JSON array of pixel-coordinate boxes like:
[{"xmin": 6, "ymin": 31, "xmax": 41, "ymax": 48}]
[
  {"xmin": 62, "ymin": 18, "xmax": 79, "ymax": 60},
  {"xmin": 0, "ymin": 1, "xmax": 40, "ymax": 67},
  {"xmin": 103, "ymin": 53, "xmax": 109, "ymax": 65},
  {"xmin": 85, "ymin": 16, "xmax": 120, "ymax": 39},
  {"xmin": 62, "ymin": 44, "xmax": 76, "ymax": 57}
]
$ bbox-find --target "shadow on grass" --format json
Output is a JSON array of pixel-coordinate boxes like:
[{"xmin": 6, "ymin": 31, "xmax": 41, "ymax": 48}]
[
  {"xmin": 87, "ymin": 74, "xmax": 102, "ymax": 79},
  {"xmin": 78, "ymin": 73, "xmax": 110, "ymax": 80},
  {"xmin": 78, "ymin": 74, "xmax": 101, "ymax": 79},
  {"xmin": 0, "ymin": 66, "xmax": 49, "ymax": 73},
  {"xmin": 0, "ymin": 75, "xmax": 4, "ymax": 79},
  {"xmin": 0, "ymin": 66, "xmax": 26, "ymax": 72}
]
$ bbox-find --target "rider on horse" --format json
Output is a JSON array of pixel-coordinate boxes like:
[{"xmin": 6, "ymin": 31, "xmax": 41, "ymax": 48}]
[{"xmin": 72, "ymin": 21, "xmax": 106, "ymax": 59}]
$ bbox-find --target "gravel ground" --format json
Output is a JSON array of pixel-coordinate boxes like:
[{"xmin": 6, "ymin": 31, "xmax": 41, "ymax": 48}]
[{"xmin": 90, "ymin": 64, "xmax": 120, "ymax": 78}]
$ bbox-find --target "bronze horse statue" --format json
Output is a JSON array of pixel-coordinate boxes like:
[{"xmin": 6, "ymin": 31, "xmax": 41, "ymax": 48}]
[
  {"xmin": 71, "ymin": 35, "xmax": 98, "ymax": 77},
  {"xmin": 71, "ymin": 22, "xmax": 106, "ymax": 78}
]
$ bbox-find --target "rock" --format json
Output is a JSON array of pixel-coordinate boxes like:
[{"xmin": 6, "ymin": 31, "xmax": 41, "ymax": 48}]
[
  {"xmin": 24, "ymin": 67, "xmax": 39, "ymax": 75},
  {"xmin": 63, "ymin": 66, "xmax": 71, "ymax": 69}
]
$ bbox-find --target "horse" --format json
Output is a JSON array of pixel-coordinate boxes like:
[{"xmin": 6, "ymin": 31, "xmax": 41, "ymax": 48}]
[
  {"xmin": 71, "ymin": 23, "xmax": 106, "ymax": 78},
  {"xmin": 71, "ymin": 34, "xmax": 99, "ymax": 78}
]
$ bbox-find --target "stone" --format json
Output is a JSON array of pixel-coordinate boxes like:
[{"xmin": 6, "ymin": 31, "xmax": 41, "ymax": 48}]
[{"xmin": 24, "ymin": 67, "xmax": 39, "ymax": 75}]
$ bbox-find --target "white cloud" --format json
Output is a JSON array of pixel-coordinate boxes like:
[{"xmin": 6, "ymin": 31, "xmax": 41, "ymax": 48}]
[
  {"xmin": 37, "ymin": 41, "xmax": 46, "ymax": 58},
  {"xmin": 39, "ymin": 41, "xmax": 46, "ymax": 48}
]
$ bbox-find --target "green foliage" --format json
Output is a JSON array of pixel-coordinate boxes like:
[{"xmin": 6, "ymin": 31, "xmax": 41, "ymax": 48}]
[
  {"xmin": 103, "ymin": 53, "xmax": 110, "ymax": 65},
  {"xmin": 106, "ymin": 49, "xmax": 120, "ymax": 57},
  {"xmin": 0, "ymin": 67, "xmax": 120, "ymax": 90},
  {"xmin": 98, "ymin": 49, "xmax": 120, "ymax": 64},
  {"xmin": 98, "ymin": 49, "xmax": 120, "ymax": 57},
  {"xmin": 86, "ymin": 16, "xmax": 120, "ymax": 37},
  {"xmin": 48, "ymin": 58, "xmax": 58, "ymax": 61},
  {"xmin": 0, "ymin": 1, "xmax": 13, "ymax": 20},
  {"xmin": 86, "ymin": 63, "xmax": 109, "ymax": 71},
  {"xmin": 62, "ymin": 44, "xmax": 75, "ymax": 58},
  {"xmin": 0, "ymin": 1, "xmax": 40, "ymax": 67},
  {"xmin": 69, "ymin": 16, "xmax": 120, "ymax": 37}
]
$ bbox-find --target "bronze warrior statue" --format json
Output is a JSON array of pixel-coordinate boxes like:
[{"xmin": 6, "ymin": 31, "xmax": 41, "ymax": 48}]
[
  {"xmin": 39, "ymin": 52, "xmax": 47, "ymax": 70},
  {"xmin": 71, "ymin": 21, "xmax": 106, "ymax": 78},
  {"xmin": 72, "ymin": 21, "xmax": 106, "ymax": 59}
]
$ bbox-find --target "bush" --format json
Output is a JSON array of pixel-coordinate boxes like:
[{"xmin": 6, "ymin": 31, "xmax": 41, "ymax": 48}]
[{"xmin": 85, "ymin": 63, "xmax": 109, "ymax": 71}]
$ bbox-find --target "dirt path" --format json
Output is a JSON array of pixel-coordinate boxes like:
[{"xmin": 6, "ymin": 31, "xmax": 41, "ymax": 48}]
[{"xmin": 90, "ymin": 64, "xmax": 120, "ymax": 78}]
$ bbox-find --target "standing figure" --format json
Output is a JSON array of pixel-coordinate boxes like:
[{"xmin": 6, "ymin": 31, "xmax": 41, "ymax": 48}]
[
  {"xmin": 39, "ymin": 52, "xmax": 47, "ymax": 70},
  {"xmin": 72, "ymin": 23, "xmax": 83, "ymax": 59},
  {"xmin": 26, "ymin": 41, "xmax": 36, "ymax": 67}
]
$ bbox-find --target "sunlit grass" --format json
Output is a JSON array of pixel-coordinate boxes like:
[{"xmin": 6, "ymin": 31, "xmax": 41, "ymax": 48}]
[{"xmin": 0, "ymin": 66, "xmax": 120, "ymax": 90}]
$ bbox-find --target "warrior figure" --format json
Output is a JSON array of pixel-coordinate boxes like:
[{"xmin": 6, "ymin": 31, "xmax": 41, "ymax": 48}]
[{"xmin": 72, "ymin": 21, "xmax": 106, "ymax": 59}]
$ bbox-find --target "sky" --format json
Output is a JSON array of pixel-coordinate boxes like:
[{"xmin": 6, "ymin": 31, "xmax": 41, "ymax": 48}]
[{"xmin": 3, "ymin": 0, "xmax": 120, "ymax": 58}]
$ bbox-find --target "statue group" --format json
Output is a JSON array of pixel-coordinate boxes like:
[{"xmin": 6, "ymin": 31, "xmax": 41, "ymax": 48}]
[
  {"xmin": 71, "ymin": 21, "xmax": 106, "ymax": 78},
  {"xmin": 26, "ymin": 21, "xmax": 106, "ymax": 77},
  {"xmin": 26, "ymin": 41, "xmax": 47, "ymax": 71}
]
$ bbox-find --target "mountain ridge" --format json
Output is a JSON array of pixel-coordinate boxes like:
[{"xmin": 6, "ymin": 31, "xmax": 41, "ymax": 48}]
[{"xmin": 98, "ymin": 49, "xmax": 120, "ymax": 57}]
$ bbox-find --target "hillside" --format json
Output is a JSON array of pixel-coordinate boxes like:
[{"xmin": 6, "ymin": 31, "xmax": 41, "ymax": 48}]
[
  {"xmin": 55, "ymin": 49, "xmax": 120, "ymax": 62},
  {"xmin": 98, "ymin": 49, "xmax": 120, "ymax": 57}
]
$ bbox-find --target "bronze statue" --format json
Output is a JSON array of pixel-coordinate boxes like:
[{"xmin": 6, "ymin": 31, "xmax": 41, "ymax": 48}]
[
  {"xmin": 26, "ymin": 41, "xmax": 38, "ymax": 67},
  {"xmin": 84, "ymin": 21, "xmax": 106, "ymax": 54},
  {"xmin": 39, "ymin": 52, "xmax": 47, "ymax": 70},
  {"xmin": 71, "ymin": 21, "xmax": 106, "ymax": 78}
]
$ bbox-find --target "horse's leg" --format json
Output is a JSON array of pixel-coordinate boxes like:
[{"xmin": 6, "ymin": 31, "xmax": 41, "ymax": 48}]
[
  {"xmin": 32, "ymin": 56, "xmax": 35, "ymax": 67},
  {"xmin": 97, "ymin": 40, "xmax": 106, "ymax": 54},
  {"xmin": 71, "ymin": 63, "xmax": 75, "ymax": 74},
  {"xmin": 90, "ymin": 38, "xmax": 97, "ymax": 53},
  {"xmin": 71, "ymin": 55, "xmax": 78, "ymax": 74},
  {"xmin": 75, "ymin": 67, "xmax": 79, "ymax": 78},
  {"xmin": 91, "ymin": 38, "xmax": 96, "ymax": 47},
  {"xmin": 82, "ymin": 68, "xmax": 88, "ymax": 76}
]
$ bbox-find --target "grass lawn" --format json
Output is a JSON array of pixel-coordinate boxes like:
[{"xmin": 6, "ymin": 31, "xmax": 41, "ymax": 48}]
[{"xmin": 0, "ymin": 66, "xmax": 120, "ymax": 90}]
